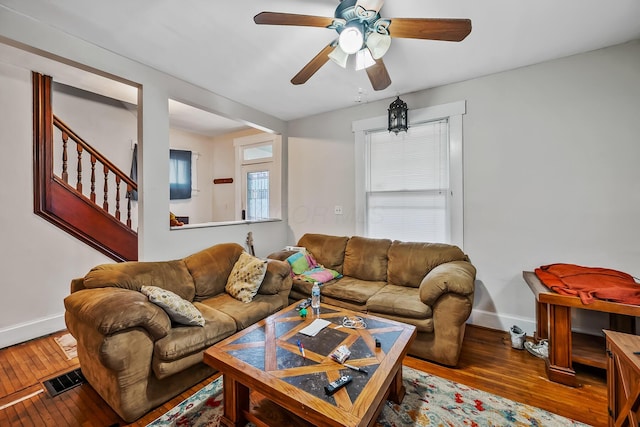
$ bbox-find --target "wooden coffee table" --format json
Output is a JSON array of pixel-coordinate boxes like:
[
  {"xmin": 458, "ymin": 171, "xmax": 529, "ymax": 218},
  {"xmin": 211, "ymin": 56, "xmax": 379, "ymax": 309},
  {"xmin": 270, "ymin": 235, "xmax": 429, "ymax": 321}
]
[{"xmin": 203, "ymin": 302, "xmax": 416, "ymax": 427}]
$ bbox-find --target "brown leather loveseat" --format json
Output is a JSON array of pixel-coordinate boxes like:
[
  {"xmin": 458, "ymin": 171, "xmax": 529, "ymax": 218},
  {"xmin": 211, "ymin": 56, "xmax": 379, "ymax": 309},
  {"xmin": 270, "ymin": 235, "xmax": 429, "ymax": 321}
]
[
  {"xmin": 64, "ymin": 243, "xmax": 292, "ymax": 422},
  {"xmin": 269, "ymin": 233, "xmax": 476, "ymax": 366}
]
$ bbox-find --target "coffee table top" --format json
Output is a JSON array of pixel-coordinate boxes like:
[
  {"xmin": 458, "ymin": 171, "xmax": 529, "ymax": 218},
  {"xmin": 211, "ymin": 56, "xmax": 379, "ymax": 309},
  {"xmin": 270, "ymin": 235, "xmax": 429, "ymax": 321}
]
[{"xmin": 204, "ymin": 302, "xmax": 416, "ymax": 427}]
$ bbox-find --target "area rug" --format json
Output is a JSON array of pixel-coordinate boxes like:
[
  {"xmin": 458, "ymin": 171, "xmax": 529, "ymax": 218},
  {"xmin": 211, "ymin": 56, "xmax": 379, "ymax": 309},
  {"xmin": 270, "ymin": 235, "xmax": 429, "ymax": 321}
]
[
  {"xmin": 147, "ymin": 367, "xmax": 590, "ymax": 427},
  {"xmin": 54, "ymin": 333, "xmax": 77, "ymax": 360}
]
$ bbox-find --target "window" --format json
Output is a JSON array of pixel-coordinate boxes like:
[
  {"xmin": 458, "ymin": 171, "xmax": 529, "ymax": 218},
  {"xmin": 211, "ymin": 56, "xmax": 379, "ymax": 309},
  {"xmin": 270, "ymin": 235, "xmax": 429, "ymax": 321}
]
[
  {"xmin": 234, "ymin": 134, "xmax": 282, "ymax": 221},
  {"xmin": 246, "ymin": 170, "xmax": 270, "ymax": 220},
  {"xmin": 169, "ymin": 149, "xmax": 192, "ymax": 200},
  {"xmin": 354, "ymin": 101, "xmax": 465, "ymax": 247}
]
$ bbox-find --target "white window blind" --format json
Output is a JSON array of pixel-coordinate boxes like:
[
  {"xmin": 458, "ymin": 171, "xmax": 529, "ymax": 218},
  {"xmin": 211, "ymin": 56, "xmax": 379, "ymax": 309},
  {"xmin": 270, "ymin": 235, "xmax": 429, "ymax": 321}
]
[{"xmin": 366, "ymin": 119, "xmax": 450, "ymax": 243}]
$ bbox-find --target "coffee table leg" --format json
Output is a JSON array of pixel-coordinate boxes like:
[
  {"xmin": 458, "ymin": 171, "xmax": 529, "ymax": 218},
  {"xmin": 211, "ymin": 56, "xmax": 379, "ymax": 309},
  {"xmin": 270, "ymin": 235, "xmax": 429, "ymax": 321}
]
[
  {"xmin": 388, "ymin": 365, "xmax": 406, "ymax": 404},
  {"xmin": 221, "ymin": 375, "xmax": 249, "ymax": 427}
]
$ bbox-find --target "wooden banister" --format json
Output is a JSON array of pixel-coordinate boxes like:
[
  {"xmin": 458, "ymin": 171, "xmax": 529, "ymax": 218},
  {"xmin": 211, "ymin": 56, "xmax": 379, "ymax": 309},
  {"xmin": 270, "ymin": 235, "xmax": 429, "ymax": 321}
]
[
  {"xmin": 53, "ymin": 116, "xmax": 137, "ymax": 191},
  {"xmin": 33, "ymin": 72, "xmax": 137, "ymax": 261}
]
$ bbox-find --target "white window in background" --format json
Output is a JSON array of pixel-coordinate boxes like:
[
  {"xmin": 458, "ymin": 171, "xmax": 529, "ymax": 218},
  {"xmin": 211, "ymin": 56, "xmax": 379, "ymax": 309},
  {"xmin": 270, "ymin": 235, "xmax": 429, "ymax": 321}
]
[
  {"xmin": 234, "ymin": 133, "xmax": 282, "ymax": 221},
  {"xmin": 353, "ymin": 101, "xmax": 465, "ymax": 248}
]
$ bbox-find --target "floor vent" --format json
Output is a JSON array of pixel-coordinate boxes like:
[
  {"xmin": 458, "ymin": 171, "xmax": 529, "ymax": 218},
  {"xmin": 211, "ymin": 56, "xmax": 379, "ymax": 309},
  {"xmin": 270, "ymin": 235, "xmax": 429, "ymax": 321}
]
[{"xmin": 43, "ymin": 368, "xmax": 86, "ymax": 397}]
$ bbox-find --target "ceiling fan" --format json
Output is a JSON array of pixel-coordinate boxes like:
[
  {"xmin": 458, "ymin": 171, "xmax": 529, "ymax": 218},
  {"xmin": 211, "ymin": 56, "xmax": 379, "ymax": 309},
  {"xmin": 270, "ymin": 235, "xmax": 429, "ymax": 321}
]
[{"xmin": 254, "ymin": 0, "xmax": 472, "ymax": 91}]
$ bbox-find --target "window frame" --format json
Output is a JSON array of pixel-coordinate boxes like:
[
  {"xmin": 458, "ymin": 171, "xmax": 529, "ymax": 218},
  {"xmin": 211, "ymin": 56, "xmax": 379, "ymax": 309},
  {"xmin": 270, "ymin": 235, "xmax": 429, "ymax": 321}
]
[
  {"xmin": 233, "ymin": 133, "xmax": 282, "ymax": 221},
  {"xmin": 353, "ymin": 100, "xmax": 465, "ymax": 248},
  {"xmin": 169, "ymin": 148, "xmax": 192, "ymax": 200}
]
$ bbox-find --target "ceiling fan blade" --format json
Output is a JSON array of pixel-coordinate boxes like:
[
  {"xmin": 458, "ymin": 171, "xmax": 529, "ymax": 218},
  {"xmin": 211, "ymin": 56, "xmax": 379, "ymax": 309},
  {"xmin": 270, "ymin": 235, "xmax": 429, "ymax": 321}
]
[
  {"xmin": 388, "ymin": 18, "xmax": 472, "ymax": 42},
  {"xmin": 254, "ymin": 12, "xmax": 335, "ymax": 28},
  {"xmin": 291, "ymin": 43, "xmax": 337, "ymax": 85},
  {"xmin": 366, "ymin": 58, "xmax": 391, "ymax": 91},
  {"xmin": 356, "ymin": 0, "xmax": 384, "ymax": 13}
]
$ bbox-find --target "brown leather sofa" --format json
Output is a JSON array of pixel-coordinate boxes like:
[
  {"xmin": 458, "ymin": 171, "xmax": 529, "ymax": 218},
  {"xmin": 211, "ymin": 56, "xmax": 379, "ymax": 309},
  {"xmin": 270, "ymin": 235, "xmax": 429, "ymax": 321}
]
[
  {"xmin": 269, "ymin": 233, "xmax": 476, "ymax": 367},
  {"xmin": 64, "ymin": 243, "xmax": 292, "ymax": 422}
]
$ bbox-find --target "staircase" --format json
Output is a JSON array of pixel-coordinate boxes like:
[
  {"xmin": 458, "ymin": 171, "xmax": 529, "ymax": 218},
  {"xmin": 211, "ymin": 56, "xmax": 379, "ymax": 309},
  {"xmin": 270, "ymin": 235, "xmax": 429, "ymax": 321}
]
[{"xmin": 33, "ymin": 72, "xmax": 138, "ymax": 262}]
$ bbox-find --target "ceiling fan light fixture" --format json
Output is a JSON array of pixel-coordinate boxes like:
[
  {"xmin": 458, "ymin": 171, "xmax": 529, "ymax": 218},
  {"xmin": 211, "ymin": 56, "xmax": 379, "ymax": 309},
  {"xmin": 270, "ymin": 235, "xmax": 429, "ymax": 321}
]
[
  {"xmin": 338, "ymin": 23, "xmax": 365, "ymax": 54},
  {"xmin": 328, "ymin": 45, "xmax": 349, "ymax": 68},
  {"xmin": 366, "ymin": 32, "xmax": 391, "ymax": 59},
  {"xmin": 355, "ymin": 48, "xmax": 376, "ymax": 70}
]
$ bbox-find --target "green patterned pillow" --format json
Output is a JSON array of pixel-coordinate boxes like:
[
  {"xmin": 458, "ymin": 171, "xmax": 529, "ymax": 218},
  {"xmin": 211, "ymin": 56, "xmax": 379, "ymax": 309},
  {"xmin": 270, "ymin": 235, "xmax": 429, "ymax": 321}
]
[
  {"xmin": 225, "ymin": 252, "xmax": 268, "ymax": 303},
  {"xmin": 140, "ymin": 285, "xmax": 205, "ymax": 326}
]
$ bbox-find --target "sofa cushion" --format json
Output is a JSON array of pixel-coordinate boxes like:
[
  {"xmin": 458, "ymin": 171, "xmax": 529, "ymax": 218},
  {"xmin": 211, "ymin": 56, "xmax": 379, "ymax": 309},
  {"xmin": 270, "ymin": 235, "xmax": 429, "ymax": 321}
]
[
  {"xmin": 343, "ymin": 236, "xmax": 391, "ymax": 281},
  {"xmin": 387, "ymin": 241, "xmax": 468, "ymax": 288},
  {"xmin": 321, "ymin": 276, "xmax": 387, "ymax": 305},
  {"xmin": 83, "ymin": 260, "xmax": 196, "ymax": 301},
  {"xmin": 199, "ymin": 293, "xmax": 285, "ymax": 330},
  {"xmin": 183, "ymin": 243, "xmax": 245, "ymax": 301},
  {"xmin": 225, "ymin": 252, "xmax": 268, "ymax": 303},
  {"xmin": 298, "ymin": 234, "xmax": 349, "ymax": 274},
  {"xmin": 140, "ymin": 285, "xmax": 204, "ymax": 326},
  {"xmin": 152, "ymin": 304, "xmax": 237, "ymax": 379},
  {"xmin": 366, "ymin": 285, "xmax": 432, "ymax": 319}
]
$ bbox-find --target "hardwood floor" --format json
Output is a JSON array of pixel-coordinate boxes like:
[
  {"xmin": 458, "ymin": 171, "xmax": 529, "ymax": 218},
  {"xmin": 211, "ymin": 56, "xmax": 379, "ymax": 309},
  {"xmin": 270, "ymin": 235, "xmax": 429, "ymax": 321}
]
[{"xmin": 0, "ymin": 326, "xmax": 607, "ymax": 426}]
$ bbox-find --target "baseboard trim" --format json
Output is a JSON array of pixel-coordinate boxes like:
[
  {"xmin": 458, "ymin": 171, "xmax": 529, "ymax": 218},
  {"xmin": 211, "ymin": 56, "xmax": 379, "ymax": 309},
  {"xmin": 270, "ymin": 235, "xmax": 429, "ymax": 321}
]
[
  {"xmin": 468, "ymin": 309, "xmax": 608, "ymax": 337},
  {"xmin": 0, "ymin": 313, "xmax": 66, "ymax": 349},
  {"xmin": 468, "ymin": 309, "xmax": 537, "ymax": 337}
]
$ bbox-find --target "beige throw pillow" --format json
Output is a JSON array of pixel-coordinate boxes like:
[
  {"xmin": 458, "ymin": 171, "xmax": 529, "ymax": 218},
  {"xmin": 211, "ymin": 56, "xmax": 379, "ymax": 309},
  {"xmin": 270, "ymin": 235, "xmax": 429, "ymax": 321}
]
[
  {"xmin": 140, "ymin": 285, "xmax": 205, "ymax": 326},
  {"xmin": 225, "ymin": 252, "xmax": 268, "ymax": 303}
]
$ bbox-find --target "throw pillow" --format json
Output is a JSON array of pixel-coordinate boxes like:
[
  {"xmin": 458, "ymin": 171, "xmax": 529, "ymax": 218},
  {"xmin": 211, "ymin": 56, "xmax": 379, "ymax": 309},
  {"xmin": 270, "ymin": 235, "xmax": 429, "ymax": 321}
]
[
  {"xmin": 225, "ymin": 252, "xmax": 268, "ymax": 303},
  {"xmin": 140, "ymin": 285, "xmax": 205, "ymax": 326}
]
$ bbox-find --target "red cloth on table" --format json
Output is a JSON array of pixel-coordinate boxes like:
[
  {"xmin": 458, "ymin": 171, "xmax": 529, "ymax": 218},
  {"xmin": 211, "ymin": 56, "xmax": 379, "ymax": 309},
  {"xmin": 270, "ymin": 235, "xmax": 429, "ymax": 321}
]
[{"xmin": 534, "ymin": 263, "xmax": 640, "ymax": 305}]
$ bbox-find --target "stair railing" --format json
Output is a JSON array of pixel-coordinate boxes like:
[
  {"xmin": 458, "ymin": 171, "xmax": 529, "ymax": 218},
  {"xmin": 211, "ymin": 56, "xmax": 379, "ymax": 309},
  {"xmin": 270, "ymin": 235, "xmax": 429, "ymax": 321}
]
[{"xmin": 53, "ymin": 115, "xmax": 137, "ymax": 230}]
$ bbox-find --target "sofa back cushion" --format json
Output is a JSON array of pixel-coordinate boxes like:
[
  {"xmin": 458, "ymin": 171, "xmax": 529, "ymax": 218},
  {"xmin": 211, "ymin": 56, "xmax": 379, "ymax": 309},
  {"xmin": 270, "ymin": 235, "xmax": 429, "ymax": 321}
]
[
  {"xmin": 83, "ymin": 260, "xmax": 196, "ymax": 301},
  {"xmin": 183, "ymin": 243, "xmax": 245, "ymax": 301},
  {"xmin": 343, "ymin": 236, "xmax": 392, "ymax": 281},
  {"xmin": 387, "ymin": 241, "xmax": 469, "ymax": 288},
  {"xmin": 297, "ymin": 233, "xmax": 349, "ymax": 274}
]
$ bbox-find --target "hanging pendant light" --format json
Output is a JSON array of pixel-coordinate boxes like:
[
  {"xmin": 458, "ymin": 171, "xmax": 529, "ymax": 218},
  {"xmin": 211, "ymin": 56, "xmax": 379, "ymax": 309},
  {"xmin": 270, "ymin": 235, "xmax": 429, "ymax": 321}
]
[{"xmin": 388, "ymin": 96, "xmax": 408, "ymax": 134}]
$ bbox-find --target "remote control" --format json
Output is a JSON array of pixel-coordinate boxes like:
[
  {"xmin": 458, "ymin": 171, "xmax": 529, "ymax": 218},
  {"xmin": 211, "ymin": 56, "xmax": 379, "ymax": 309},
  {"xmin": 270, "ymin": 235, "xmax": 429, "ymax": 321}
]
[
  {"xmin": 324, "ymin": 375, "xmax": 352, "ymax": 395},
  {"xmin": 297, "ymin": 298, "xmax": 311, "ymax": 310}
]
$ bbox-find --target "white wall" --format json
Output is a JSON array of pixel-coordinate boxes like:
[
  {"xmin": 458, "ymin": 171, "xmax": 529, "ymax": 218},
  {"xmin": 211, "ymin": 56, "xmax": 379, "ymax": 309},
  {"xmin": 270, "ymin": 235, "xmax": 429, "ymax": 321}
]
[
  {"xmin": 288, "ymin": 40, "xmax": 640, "ymax": 336},
  {"xmin": 0, "ymin": 7, "xmax": 289, "ymax": 347},
  {"xmin": 0, "ymin": 62, "xmax": 112, "ymax": 346}
]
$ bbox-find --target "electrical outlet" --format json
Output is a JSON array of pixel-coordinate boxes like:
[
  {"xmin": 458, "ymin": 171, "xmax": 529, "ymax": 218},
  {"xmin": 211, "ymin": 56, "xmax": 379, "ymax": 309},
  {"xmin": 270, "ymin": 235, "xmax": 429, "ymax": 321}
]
[{"xmin": 334, "ymin": 205, "xmax": 343, "ymax": 215}]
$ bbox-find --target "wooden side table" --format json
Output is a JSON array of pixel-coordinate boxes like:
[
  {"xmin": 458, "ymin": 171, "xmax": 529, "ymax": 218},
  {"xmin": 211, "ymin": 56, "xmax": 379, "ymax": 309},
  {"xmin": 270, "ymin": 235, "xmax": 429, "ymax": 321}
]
[
  {"xmin": 523, "ymin": 271, "xmax": 640, "ymax": 386},
  {"xmin": 604, "ymin": 330, "xmax": 640, "ymax": 427}
]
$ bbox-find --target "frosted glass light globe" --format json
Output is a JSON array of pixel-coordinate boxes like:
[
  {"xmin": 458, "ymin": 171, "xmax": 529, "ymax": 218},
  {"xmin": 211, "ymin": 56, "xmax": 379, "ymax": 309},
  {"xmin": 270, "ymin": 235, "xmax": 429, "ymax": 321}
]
[{"xmin": 339, "ymin": 26, "xmax": 364, "ymax": 54}]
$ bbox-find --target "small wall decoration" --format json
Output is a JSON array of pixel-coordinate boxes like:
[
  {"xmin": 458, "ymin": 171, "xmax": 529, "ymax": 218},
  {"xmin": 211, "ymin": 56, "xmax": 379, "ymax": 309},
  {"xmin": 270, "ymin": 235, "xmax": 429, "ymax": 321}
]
[{"xmin": 213, "ymin": 178, "xmax": 233, "ymax": 184}]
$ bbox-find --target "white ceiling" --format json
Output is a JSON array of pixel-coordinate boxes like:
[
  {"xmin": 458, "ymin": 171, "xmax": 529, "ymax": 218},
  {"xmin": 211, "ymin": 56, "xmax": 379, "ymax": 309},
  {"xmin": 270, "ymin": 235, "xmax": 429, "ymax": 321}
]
[{"xmin": 1, "ymin": 0, "xmax": 639, "ymax": 124}]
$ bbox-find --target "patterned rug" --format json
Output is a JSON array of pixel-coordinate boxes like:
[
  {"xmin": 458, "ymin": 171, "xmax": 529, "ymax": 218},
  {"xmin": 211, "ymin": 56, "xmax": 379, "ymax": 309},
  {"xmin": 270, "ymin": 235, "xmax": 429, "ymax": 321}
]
[{"xmin": 147, "ymin": 367, "xmax": 590, "ymax": 427}]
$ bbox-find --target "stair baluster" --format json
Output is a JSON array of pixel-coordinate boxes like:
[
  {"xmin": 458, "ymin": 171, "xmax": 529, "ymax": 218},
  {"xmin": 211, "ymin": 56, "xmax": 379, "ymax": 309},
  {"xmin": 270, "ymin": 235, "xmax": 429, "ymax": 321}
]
[
  {"xmin": 90, "ymin": 155, "xmax": 96, "ymax": 203},
  {"xmin": 115, "ymin": 176, "xmax": 121, "ymax": 221},
  {"xmin": 62, "ymin": 131, "xmax": 69, "ymax": 183},
  {"xmin": 76, "ymin": 144, "xmax": 83, "ymax": 193},
  {"xmin": 103, "ymin": 165, "xmax": 109, "ymax": 212}
]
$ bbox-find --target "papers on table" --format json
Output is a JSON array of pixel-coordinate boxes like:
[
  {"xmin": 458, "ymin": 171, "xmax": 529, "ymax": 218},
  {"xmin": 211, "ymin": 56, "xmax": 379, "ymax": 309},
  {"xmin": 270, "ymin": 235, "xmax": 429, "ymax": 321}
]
[{"xmin": 299, "ymin": 318, "xmax": 331, "ymax": 336}]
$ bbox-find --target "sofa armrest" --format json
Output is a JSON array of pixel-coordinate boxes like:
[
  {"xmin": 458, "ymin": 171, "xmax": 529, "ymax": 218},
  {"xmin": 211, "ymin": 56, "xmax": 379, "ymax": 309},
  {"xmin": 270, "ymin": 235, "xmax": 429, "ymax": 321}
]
[
  {"xmin": 70, "ymin": 277, "xmax": 86, "ymax": 293},
  {"xmin": 258, "ymin": 259, "xmax": 293, "ymax": 295},
  {"xmin": 266, "ymin": 250, "xmax": 297, "ymax": 262},
  {"xmin": 64, "ymin": 287, "xmax": 172, "ymax": 340},
  {"xmin": 419, "ymin": 261, "xmax": 476, "ymax": 306}
]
